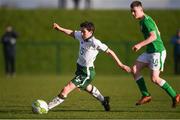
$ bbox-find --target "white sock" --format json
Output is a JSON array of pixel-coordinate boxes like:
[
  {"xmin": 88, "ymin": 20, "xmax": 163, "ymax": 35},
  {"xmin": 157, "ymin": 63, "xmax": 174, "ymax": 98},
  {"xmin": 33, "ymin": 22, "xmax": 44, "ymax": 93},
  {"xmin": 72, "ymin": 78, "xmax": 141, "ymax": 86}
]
[
  {"xmin": 48, "ymin": 96, "xmax": 64, "ymax": 110},
  {"xmin": 159, "ymin": 79, "xmax": 166, "ymax": 87},
  {"xmin": 91, "ymin": 86, "xmax": 104, "ymax": 102}
]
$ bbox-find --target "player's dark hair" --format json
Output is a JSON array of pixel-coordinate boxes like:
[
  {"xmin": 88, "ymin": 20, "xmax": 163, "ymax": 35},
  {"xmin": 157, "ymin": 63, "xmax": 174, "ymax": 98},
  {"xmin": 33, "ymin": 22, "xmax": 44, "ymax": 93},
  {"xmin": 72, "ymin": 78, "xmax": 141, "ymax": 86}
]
[
  {"xmin": 80, "ymin": 21, "xmax": 95, "ymax": 33},
  {"xmin": 130, "ymin": 1, "xmax": 142, "ymax": 8}
]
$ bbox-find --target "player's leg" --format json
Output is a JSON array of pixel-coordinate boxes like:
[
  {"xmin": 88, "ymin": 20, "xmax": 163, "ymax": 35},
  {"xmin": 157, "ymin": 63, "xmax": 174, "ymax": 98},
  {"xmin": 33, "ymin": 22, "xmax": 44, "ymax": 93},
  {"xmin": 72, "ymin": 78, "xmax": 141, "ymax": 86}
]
[
  {"xmin": 85, "ymin": 84, "xmax": 110, "ymax": 111},
  {"xmin": 48, "ymin": 81, "xmax": 76, "ymax": 110},
  {"xmin": 150, "ymin": 50, "xmax": 180, "ymax": 107},
  {"xmin": 10, "ymin": 54, "xmax": 15, "ymax": 76},
  {"xmin": 132, "ymin": 52, "xmax": 153, "ymax": 105},
  {"xmin": 174, "ymin": 55, "xmax": 178, "ymax": 74},
  {"xmin": 151, "ymin": 70, "xmax": 180, "ymax": 107},
  {"xmin": 132, "ymin": 53, "xmax": 151, "ymax": 105},
  {"xmin": 132, "ymin": 52, "xmax": 151, "ymax": 96},
  {"xmin": 132, "ymin": 59, "xmax": 151, "ymax": 105},
  {"xmin": 4, "ymin": 52, "xmax": 10, "ymax": 75},
  {"xmin": 150, "ymin": 70, "xmax": 176, "ymax": 97},
  {"xmin": 85, "ymin": 84, "xmax": 104, "ymax": 102}
]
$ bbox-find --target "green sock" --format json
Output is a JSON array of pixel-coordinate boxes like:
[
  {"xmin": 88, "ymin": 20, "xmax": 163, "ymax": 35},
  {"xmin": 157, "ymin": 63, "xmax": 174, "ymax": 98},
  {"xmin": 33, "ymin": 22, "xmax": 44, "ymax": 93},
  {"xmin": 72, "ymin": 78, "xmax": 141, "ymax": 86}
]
[
  {"xmin": 161, "ymin": 82, "xmax": 177, "ymax": 99},
  {"xmin": 136, "ymin": 77, "xmax": 150, "ymax": 97}
]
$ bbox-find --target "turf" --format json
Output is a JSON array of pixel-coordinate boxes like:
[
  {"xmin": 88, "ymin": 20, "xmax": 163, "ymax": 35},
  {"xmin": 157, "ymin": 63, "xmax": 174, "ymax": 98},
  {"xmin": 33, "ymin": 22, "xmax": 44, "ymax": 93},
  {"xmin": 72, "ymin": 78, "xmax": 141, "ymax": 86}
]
[{"xmin": 0, "ymin": 75, "xmax": 180, "ymax": 119}]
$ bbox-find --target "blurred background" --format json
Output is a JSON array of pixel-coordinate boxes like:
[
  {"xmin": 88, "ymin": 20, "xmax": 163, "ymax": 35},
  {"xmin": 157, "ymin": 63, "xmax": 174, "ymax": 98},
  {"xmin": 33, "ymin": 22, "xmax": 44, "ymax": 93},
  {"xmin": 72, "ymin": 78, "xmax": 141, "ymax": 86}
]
[
  {"xmin": 0, "ymin": 0, "xmax": 180, "ymax": 9},
  {"xmin": 0, "ymin": 0, "xmax": 180, "ymax": 76},
  {"xmin": 1, "ymin": 1, "xmax": 180, "ymax": 119}
]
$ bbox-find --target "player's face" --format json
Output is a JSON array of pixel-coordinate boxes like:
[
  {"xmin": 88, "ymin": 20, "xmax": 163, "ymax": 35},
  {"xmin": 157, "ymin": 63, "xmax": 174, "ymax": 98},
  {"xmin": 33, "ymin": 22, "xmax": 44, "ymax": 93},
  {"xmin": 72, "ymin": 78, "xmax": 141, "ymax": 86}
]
[
  {"xmin": 6, "ymin": 26, "xmax": 12, "ymax": 32},
  {"xmin": 178, "ymin": 31, "xmax": 180, "ymax": 37},
  {"xmin": 80, "ymin": 27, "xmax": 93, "ymax": 40},
  {"xmin": 131, "ymin": 6, "xmax": 144, "ymax": 19}
]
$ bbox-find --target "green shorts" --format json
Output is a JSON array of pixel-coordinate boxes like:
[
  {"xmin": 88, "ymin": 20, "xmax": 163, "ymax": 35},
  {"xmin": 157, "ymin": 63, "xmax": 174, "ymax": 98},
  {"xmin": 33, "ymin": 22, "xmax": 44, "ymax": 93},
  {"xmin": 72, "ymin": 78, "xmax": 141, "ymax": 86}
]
[{"xmin": 71, "ymin": 64, "xmax": 96, "ymax": 90}]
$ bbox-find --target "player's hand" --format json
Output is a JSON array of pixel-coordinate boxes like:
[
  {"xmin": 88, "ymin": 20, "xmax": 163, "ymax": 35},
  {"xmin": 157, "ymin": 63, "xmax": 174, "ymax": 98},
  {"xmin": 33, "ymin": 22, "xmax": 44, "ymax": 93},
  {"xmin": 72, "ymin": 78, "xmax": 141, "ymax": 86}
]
[
  {"xmin": 120, "ymin": 64, "xmax": 131, "ymax": 73},
  {"xmin": 132, "ymin": 44, "xmax": 142, "ymax": 52},
  {"xmin": 53, "ymin": 23, "xmax": 60, "ymax": 30}
]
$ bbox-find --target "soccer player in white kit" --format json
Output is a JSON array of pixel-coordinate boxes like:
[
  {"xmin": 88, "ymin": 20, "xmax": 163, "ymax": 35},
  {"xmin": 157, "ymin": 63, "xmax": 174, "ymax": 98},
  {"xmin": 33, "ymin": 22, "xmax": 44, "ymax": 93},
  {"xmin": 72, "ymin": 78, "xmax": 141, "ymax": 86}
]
[{"xmin": 48, "ymin": 21, "xmax": 131, "ymax": 111}]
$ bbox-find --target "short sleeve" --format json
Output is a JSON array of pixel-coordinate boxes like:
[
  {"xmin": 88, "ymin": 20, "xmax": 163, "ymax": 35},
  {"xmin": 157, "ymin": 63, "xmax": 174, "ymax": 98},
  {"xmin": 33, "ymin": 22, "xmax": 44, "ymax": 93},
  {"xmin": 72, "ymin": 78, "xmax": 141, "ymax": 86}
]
[
  {"xmin": 144, "ymin": 20, "xmax": 156, "ymax": 33},
  {"xmin": 94, "ymin": 40, "xmax": 108, "ymax": 52},
  {"xmin": 74, "ymin": 30, "xmax": 82, "ymax": 41}
]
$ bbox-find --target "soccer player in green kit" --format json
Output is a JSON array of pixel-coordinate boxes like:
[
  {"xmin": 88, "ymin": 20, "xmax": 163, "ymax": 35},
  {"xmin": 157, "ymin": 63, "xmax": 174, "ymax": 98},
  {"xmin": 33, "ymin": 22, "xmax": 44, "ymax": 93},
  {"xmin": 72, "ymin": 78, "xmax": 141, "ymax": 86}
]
[{"xmin": 130, "ymin": 1, "xmax": 180, "ymax": 107}]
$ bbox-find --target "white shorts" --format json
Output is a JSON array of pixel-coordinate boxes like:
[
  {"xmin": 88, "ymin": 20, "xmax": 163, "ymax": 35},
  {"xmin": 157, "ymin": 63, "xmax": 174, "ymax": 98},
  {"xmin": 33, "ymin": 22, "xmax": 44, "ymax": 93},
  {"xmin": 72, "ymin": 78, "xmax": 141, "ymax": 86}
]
[{"xmin": 137, "ymin": 50, "xmax": 166, "ymax": 71}]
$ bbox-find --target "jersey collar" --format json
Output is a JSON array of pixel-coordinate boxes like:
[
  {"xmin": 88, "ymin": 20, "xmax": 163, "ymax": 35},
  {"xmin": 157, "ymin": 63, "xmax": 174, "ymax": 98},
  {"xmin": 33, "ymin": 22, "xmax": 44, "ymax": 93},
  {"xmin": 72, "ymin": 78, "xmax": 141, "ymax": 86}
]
[{"xmin": 84, "ymin": 35, "xmax": 94, "ymax": 42}]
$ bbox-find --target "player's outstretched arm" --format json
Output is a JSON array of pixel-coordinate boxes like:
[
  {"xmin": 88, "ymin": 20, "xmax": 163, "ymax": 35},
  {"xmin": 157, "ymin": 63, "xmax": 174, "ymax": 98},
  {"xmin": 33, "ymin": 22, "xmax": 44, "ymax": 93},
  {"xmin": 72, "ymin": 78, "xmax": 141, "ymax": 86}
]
[
  {"xmin": 105, "ymin": 49, "xmax": 131, "ymax": 73},
  {"xmin": 53, "ymin": 23, "xmax": 74, "ymax": 38}
]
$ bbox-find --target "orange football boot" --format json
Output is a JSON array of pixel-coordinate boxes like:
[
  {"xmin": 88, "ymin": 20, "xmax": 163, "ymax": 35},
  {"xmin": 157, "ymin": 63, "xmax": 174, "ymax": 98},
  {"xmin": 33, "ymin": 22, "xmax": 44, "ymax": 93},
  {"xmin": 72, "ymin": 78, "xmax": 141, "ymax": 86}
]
[
  {"xmin": 136, "ymin": 96, "xmax": 152, "ymax": 105},
  {"xmin": 172, "ymin": 94, "xmax": 180, "ymax": 108}
]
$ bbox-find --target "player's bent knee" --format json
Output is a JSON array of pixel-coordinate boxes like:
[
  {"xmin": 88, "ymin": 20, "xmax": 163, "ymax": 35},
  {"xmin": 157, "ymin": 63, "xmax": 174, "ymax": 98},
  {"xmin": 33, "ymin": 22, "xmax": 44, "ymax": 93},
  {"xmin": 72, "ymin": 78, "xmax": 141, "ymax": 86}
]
[
  {"xmin": 60, "ymin": 86, "xmax": 69, "ymax": 96},
  {"xmin": 132, "ymin": 67, "xmax": 141, "ymax": 78},
  {"xmin": 58, "ymin": 94, "xmax": 67, "ymax": 99},
  {"xmin": 132, "ymin": 66, "xmax": 137, "ymax": 75},
  {"xmin": 132, "ymin": 65, "xmax": 141, "ymax": 74},
  {"xmin": 151, "ymin": 76, "xmax": 160, "ymax": 84}
]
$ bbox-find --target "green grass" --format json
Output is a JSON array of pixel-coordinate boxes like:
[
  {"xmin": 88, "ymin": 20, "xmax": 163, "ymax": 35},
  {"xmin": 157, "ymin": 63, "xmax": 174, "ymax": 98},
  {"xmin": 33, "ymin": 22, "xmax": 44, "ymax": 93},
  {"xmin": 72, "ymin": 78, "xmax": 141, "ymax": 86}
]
[{"xmin": 0, "ymin": 75, "xmax": 180, "ymax": 119}]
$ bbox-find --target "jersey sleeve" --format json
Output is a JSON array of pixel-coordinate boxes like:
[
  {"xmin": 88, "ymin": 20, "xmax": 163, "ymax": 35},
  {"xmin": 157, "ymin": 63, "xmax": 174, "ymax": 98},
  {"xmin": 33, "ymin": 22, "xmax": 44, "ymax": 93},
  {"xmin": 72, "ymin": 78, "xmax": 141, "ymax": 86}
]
[
  {"xmin": 74, "ymin": 30, "xmax": 82, "ymax": 41},
  {"xmin": 94, "ymin": 39, "xmax": 108, "ymax": 52},
  {"xmin": 144, "ymin": 20, "xmax": 156, "ymax": 33}
]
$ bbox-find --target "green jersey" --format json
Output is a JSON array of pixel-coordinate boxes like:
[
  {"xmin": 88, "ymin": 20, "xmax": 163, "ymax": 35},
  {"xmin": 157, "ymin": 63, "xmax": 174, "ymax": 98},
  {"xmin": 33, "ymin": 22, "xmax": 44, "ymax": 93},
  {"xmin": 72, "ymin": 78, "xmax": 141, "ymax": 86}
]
[{"xmin": 140, "ymin": 14, "xmax": 165, "ymax": 53}]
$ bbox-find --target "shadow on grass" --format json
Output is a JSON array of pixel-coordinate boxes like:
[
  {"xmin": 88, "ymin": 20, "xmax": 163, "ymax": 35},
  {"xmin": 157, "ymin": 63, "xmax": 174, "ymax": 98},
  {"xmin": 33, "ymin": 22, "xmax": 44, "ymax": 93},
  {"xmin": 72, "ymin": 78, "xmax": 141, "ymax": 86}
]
[
  {"xmin": 52, "ymin": 109, "xmax": 180, "ymax": 113},
  {"xmin": 0, "ymin": 109, "xmax": 31, "ymax": 114},
  {"xmin": 0, "ymin": 106, "xmax": 180, "ymax": 114}
]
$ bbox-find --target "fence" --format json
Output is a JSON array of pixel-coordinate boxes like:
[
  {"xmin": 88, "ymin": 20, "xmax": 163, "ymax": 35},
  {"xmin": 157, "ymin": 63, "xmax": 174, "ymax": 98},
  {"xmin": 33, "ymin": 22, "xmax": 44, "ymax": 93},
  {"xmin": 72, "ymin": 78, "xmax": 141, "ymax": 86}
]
[{"xmin": 0, "ymin": 41, "xmax": 174, "ymax": 75}]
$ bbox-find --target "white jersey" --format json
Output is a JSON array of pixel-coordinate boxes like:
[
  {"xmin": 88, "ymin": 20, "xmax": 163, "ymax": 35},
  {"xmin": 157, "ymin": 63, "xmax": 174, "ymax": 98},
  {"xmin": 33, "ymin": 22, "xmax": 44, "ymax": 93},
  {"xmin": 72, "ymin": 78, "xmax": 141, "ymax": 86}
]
[{"xmin": 74, "ymin": 31, "xmax": 108, "ymax": 67}]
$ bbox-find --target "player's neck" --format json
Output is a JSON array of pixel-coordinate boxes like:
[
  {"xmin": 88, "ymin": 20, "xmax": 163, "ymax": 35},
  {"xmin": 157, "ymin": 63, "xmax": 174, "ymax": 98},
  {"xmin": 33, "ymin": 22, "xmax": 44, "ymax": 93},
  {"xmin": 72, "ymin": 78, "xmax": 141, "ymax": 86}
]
[
  {"xmin": 139, "ymin": 13, "xmax": 145, "ymax": 20},
  {"xmin": 83, "ymin": 35, "xmax": 93, "ymax": 42}
]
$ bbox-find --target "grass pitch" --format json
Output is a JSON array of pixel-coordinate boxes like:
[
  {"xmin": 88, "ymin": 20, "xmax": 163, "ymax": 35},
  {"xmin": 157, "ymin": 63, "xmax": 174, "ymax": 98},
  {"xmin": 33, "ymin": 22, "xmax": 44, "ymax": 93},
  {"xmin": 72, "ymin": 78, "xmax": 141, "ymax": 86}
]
[{"xmin": 0, "ymin": 74, "xmax": 180, "ymax": 119}]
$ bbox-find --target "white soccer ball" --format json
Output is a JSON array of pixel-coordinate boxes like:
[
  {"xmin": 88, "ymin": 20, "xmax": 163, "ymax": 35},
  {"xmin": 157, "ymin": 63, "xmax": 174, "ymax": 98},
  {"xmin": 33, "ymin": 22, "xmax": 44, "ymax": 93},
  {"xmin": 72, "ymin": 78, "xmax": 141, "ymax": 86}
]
[{"xmin": 32, "ymin": 99, "xmax": 48, "ymax": 114}]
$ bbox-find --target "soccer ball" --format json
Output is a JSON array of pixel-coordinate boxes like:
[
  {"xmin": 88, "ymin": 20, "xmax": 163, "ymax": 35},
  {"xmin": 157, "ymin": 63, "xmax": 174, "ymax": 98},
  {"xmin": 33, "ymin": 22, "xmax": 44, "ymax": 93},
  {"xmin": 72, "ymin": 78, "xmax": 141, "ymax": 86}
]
[{"xmin": 32, "ymin": 99, "xmax": 48, "ymax": 114}]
